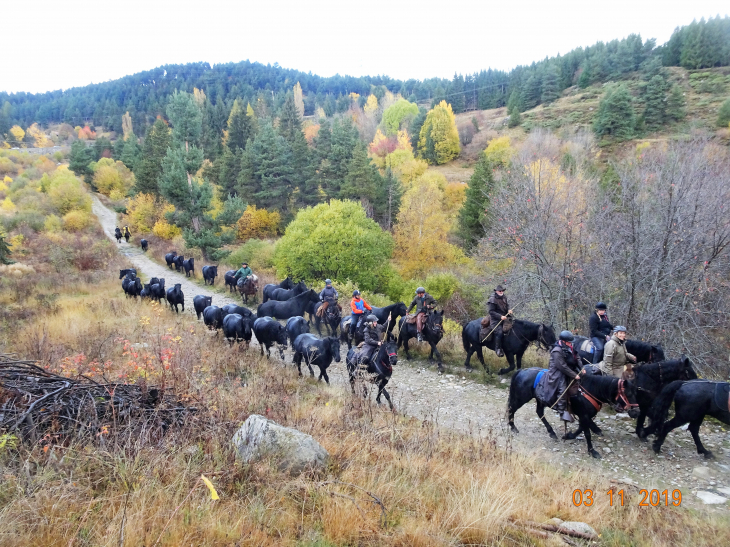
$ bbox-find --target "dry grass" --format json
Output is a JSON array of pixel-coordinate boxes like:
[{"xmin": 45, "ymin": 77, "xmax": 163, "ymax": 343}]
[{"xmin": 2, "ymin": 253, "xmax": 730, "ymax": 546}]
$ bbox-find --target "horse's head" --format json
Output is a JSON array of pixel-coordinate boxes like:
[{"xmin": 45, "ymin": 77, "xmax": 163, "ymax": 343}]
[
  {"xmin": 134, "ymin": 278, "xmax": 142, "ymax": 291},
  {"xmin": 203, "ymin": 296, "xmax": 212, "ymax": 308},
  {"xmin": 395, "ymin": 302, "xmax": 408, "ymax": 317},
  {"xmin": 306, "ymin": 289, "xmax": 320, "ymax": 302},
  {"xmin": 328, "ymin": 337, "xmax": 341, "ymax": 362},
  {"xmin": 428, "ymin": 310, "xmax": 444, "ymax": 340},
  {"xmin": 617, "ymin": 377, "xmax": 640, "ymax": 418},
  {"xmin": 243, "ymin": 317, "xmax": 252, "ymax": 338},
  {"xmin": 539, "ymin": 324, "xmax": 557, "ymax": 350},
  {"xmin": 382, "ymin": 333, "xmax": 398, "ymax": 367},
  {"xmin": 651, "ymin": 344, "xmax": 666, "ymax": 362},
  {"xmin": 282, "ymin": 276, "xmax": 294, "ymax": 290},
  {"xmin": 276, "ymin": 324, "xmax": 288, "ymax": 348},
  {"xmin": 681, "ymin": 355, "xmax": 698, "ymax": 380},
  {"xmin": 174, "ymin": 283, "xmax": 181, "ymax": 290}
]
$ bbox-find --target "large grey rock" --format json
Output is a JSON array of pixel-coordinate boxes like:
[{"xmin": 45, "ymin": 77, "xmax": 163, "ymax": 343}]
[
  {"xmin": 559, "ymin": 522, "xmax": 597, "ymax": 537},
  {"xmin": 696, "ymin": 491, "xmax": 728, "ymax": 505},
  {"xmin": 716, "ymin": 487, "xmax": 730, "ymax": 497},
  {"xmin": 693, "ymin": 466, "xmax": 713, "ymax": 480},
  {"xmin": 232, "ymin": 414, "xmax": 329, "ymax": 474}
]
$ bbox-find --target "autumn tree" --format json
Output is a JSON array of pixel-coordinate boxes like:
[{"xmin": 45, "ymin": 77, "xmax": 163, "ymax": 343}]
[
  {"xmin": 293, "ymin": 82, "xmax": 305, "ymax": 120},
  {"xmin": 92, "ymin": 158, "xmax": 135, "ymax": 198},
  {"xmin": 417, "ymin": 101, "xmax": 461, "ymax": 165},
  {"xmin": 393, "ymin": 177, "xmax": 459, "ymax": 278},
  {"xmin": 381, "ymin": 99, "xmax": 419, "ymax": 135},
  {"xmin": 8, "ymin": 126, "xmax": 24, "ymax": 147},
  {"xmin": 122, "ymin": 111, "xmax": 134, "ymax": 140},
  {"xmin": 236, "ymin": 205, "xmax": 281, "ymax": 240}
]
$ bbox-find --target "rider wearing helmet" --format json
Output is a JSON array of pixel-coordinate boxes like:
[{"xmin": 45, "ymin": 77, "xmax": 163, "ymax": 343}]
[
  {"xmin": 601, "ymin": 325, "xmax": 636, "ymax": 377},
  {"xmin": 349, "ymin": 290, "xmax": 372, "ymax": 339},
  {"xmin": 407, "ymin": 287, "xmax": 437, "ymax": 342},
  {"xmin": 589, "ymin": 302, "xmax": 613, "ymax": 363},
  {"xmin": 318, "ymin": 279, "xmax": 339, "ymax": 317},
  {"xmin": 360, "ymin": 314, "xmax": 384, "ymax": 364},
  {"xmin": 538, "ymin": 330, "xmax": 583, "ymax": 423}
]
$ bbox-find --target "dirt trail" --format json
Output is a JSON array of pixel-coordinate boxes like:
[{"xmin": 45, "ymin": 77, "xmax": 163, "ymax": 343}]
[{"xmin": 93, "ymin": 195, "xmax": 730, "ymax": 509}]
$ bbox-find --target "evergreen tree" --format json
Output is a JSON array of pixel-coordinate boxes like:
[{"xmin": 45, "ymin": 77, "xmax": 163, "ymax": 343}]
[
  {"xmin": 160, "ymin": 91, "xmax": 230, "ymax": 259},
  {"xmin": 120, "ymin": 134, "xmax": 142, "ymax": 172},
  {"xmin": 323, "ymin": 117, "xmax": 359, "ymax": 199},
  {"xmin": 340, "ymin": 141, "xmax": 379, "ymax": 212},
  {"xmin": 245, "ymin": 121, "xmax": 295, "ymax": 216},
  {"xmin": 69, "ymin": 140, "xmax": 95, "ymax": 180},
  {"xmin": 577, "ymin": 64, "xmax": 591, "ymax": 89},
  {"xmin": 373, "ymin": 168, "xmax": 403, "ymax": 230},
  {"xmin": 134, "ymin": 119, "xmax": 171, "ymax": 196},
  {"xmin": 224, "ymin": 98, "xmax": 255, "ymax": 151},
  {"xmin": 449, "ymin": 73, "xmax": 466, "ymax": 114},
  {"xmin": 409, "ymin": 107, "xmax": 428, "ymax": 150},
  {"xmin": 457, "ymin": 154, "xmax": 494, "ymax": 251},
  {"xmin": 520, "ymin": 73, "xmax": 542, "ymax": 110},
  {"xmin": 718, "ymin": 98, "xmax": 730, "ymax": 127},
  {"xmin": 666, "ymin": 85, "xmax": 686, "ymax": 122},
  {"xmin": 278, "ymin": 94, "xmax": 302, "ymax": 142},
  {"xmin": 642, "ymin": 75, "xmax": 669, "ymax": 130},
  {"xmin": 0, "ymin": 101, "xmax": 11, "ymax": 139},
  {"xmin": 0, "ymin": 230, "xmax": 13, "ymax": 265},
  {"xmin": 593, "ymin": 84, "xmax": 636, "ymax": 141},
  {"xmin": 507, "ymin": 106, "xmax": 522, "ymax": 128},
  {"xmin": 540, "ymin": 66, "xmax": 560, "ymax": 104}
]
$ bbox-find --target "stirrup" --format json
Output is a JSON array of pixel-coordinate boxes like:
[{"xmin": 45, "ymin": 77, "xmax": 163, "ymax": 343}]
[
  {"xmin": 417, "ymin": 333, "xmax": 423, "ymax": 342},
  {"xmin": 495, "ymin": 348, "xmax": 504, "ymax": 357}
]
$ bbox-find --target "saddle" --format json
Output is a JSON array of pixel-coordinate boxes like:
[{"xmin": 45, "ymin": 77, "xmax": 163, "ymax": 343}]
[
  {"xmin": 316, "ymin": 301, "xmax": 329, "ymax": 317},
  {"xmin": 405, "ymin": 313, "xmax": 418, "ymax": 324},
  {"xmin": 713, "ymin": 382, "xmax": 730, "ymax": 412}
]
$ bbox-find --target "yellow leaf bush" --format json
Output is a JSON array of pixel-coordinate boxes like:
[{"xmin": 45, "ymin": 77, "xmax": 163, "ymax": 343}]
[
  {"xmin": 153, "ymin": 219, "xmax": 182, "ymax": 240},
  {"xmin": 92, "ymin": 158, "xmax": 135, "ymax": 197},
  {"xmin": 63, "ymin": 210, "xmax": 91, "ymax": 232},
  {"xmin": 236, "ymin": 205, "xmax": 280, "ymax": 241}
]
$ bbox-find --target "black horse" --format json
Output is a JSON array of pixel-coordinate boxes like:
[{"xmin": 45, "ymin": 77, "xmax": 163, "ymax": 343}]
[
  {"xmin": 237, "ymin": 276, "xmax": 258, "ymax": 304},
  {"xmin": 397, "ymin": 310, "xmax": 445, "ymax": 370},
  {"xmin": 563, "ymin": 374, "xmax": 639, "ymax": 458},
  {"xmin": 123, "ymin": 275, "xmax": 142, "ymax": 298},
  {"xmin": 193, "ymin": 295, "xmax": 212, "ymax": 320},
  {"xmin": 347, "ymin": 333, "xmax": 399, "ymax": 410},
  {"xmin": 286, "ymin": 316, "xmax": 310, "ymax": 347},
  {"xmin": 650, "ymin": 380, "xmax": 730, "ymax": 459},
  {"xmin": 312, "ymin": 301, "xmax": 341, "ymax": 337},
  {"xmin": 256, "ymin": 289, "xmax": 320, "ymax": 321},
  {"xmin": 224, "ymin": 270, "xmax": 237, "ymax": 293},
  {"xmin": 262, "ymin": 276, "xmax": 294, "ymax": 303},
  {"xmin": 119, "ymin": 268, "xmax": 137, "ymax": 279},
  {"xmin": 165, "ymin": 252, "xmax": 177, "ymax": 269},
  {"xmin": 221, "ymin": 303, "xmax": 255, "ymax": 320},
  {"xmin": 253, "ymin": 317, "xmax": 288, "ymax": 359},
  {"xmin": 183, "ymin": 257, "xmax": 195, "ymax": 277},
  {"xmin": 202, "ymin": 265, "xmax": 218, "ymax": 285},
  {"xmin": 292, "ymin": 334, "xmax": 341, "ymax": 384},
  {"xmin": 166, "ymin": 284, "xmax": 184, "ymax": 313},
  {"xmin": 150, "ymin": 278, "xmax": 165, "ymax": 304},
  {"xmin": 140, "ymin": 239, "xmax": 148, "ymax": 252},
  {"xmin": 173, "ymin": 255, "xmax": 185, "ymax": 272},
  {"xmin": 573, "ymin": 335, "xmax": 665, "ymax": 365},
  {"xmin": 462, "ymin": 318, "xmax": 556, "ymax": 375},
  {"xmin": 114, "ymin": 227, "xmax": 122, "ymax": 243},
  {"xmin": 370, "ymin": 302, "xmax": 408, "ymax": 333},
  {"xmin": 270, "ymin": 280, "xmax": 307, "ymax": 302},
  {"xmin": 631, "ymin": 357, "xmax": 698, "ymax": 439},
  {"xmin": 140, "ymin": 283, "xmax": 152, "ymax": 300},
  {"xmin": 203, "ymin": 305, "xmax": 224, "ymax": 331},
  {"xmin": 222, "ymin": 314, "xmax": 253, "ymax": 346}
]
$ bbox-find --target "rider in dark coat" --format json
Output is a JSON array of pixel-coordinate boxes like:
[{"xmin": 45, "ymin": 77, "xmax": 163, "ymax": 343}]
[
  {"xmin": 537, "ymin": 330, "xmax": 583, "ymax": 423},
  {"xmin": 359, "ymin": 315, "xmax": 384, "ymax": 363},
  {"xmin": 487, "ymin": 285, "xmax": 512, "ymax": 357},
  {"xmin": 589, "ymin": 301, "xmax": 613, "ymax": 363},
  {"xmin": 124, "ymin": 226, "xmax": 131, "ymax": 243},
  {"xmin": 407, "ymin": 287, "xmax": 436, "ymax": 342}
]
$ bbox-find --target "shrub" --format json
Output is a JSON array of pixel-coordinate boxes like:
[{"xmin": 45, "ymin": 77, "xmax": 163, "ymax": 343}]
[
  {"xmin": 228, "ymin": 239, "xmax": 276, "ymax": 272},
  {"xmin": 92, "ymin": 158, "xmax": 135, "ymax": 197},
  {"xmin": 718, "ymin": 98, "xmax": 730, "ymax": 128},
  {"xmin": 236, "ymin": 205, "xmax": 280, "ymax": 241},
  {"xmin": 1, "ymin": 211, "xmax": 45, "ymax": 232},
  {"xmin": 63, "ymin": 210, "xmax": 91, "ymax": 232},
  {"xmin": 484, "ymin": 136, "xmax": 514, "ymax": 167},
  {"xmin": 126, "ymin": 193, "xmax": 158, "ymax": 233},
  {"xmin": 46, "ymin": 171, "xmax": 91, "ymax": 214},
  {"xmin": 1, "ymin": 197, "xmax": 16, "ymax": 212},
  {"xmin": 0, "ymin": 262, "xmax": 35, "ymax": 277},
  {"xmin": 44, "ymin": 214, "xmax": 62, "ymax": 232},
  {"xmin": 153, "ymin": 219, "xmax": 182, "ymax": 240}
]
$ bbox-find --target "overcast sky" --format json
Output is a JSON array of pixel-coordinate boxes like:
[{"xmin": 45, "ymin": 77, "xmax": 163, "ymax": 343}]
[{"xmin": 2, "ymin": 0, "xmax": 728, "ymax": 94}]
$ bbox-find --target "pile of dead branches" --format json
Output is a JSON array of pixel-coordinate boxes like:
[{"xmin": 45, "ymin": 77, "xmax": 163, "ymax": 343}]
[{"xmin": 0, "ymin": 353, "xmax": 196, "ymax": 444}]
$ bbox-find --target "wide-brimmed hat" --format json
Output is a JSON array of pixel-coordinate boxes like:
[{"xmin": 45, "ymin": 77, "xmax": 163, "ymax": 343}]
[{"xmin": 495, "ymin": 285, "xmax": 506, "ymax": 292}]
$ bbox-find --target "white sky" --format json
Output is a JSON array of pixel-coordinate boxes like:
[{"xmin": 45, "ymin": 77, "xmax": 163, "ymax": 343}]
[{"xmin": 1, "ymin": 0, "xmax": 728, "ymax": 94}]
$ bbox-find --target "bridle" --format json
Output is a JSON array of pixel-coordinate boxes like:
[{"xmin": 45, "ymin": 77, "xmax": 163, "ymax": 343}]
[
  {"xmin": 380, "ymin": 351, "xmax": 397, "ymax": 373},
  {"xmin": 616, "ymin": 378, "xmax": 638, "ymax": 410}
]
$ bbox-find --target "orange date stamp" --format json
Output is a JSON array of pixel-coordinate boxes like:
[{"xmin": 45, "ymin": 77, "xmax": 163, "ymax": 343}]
[{"xmin": 572, "ymin": 488, "xmax": 682, "ymax": 507}]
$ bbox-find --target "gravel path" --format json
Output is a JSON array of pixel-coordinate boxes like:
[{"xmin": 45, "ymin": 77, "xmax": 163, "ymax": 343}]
[{"xmin": 93, "ymin": 195, "xmax": 730, "ymax": 509}]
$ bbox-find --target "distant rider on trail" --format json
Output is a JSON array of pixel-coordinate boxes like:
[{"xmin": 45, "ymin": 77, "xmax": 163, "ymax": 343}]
[
  {"xmin": 233, "ymin": 262, "xmax": 253, "ymax": 282},
  {"xmin": 486, "ymin": 284, "xmax": 513, "ymax": 357},
  {"xmin": 589, "ymin": 302, "xmax": 613, "ymax": 363},
  {"xmin": 349, "ymin": 290, "xmax": 372, "ymax": 339},
  {"xmin": 317, "ymin": 279, "xmax": 339, "ymax": 317},
  {"xmin": 407, "ymin": 287, "xmax": 436, "ymax": 342}
]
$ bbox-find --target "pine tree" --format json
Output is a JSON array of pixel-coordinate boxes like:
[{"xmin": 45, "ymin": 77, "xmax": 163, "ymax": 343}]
[
  {"xmin": 507, "ymin": 106, "xmax": 522, "ymax": 128},
  {"xmin": 577, "ymin": 64, "xmax": 591, "ymax": 89},
  {"xmin": 666, "ymin": 85, "xmax": 686, "ymax": 122},
  {"xmin": 449, "ymin": 73, "xmax": 466, "ymax": 114},
  {"xmin": 593, "ymin": 84, "xmax": 636, "ymax": 141},
  {"xmin": 718, "ymin": 99, "xmax": 730, "ymax": 127},
  {"xmin": 224, "ymin": 98, "xmax": 254, "ymax": 152},
  {"xmin": 409, "ymin": 108, "xmax": 428, "ymax": 150},
  {"xmin": 340, "ymin": 141, "xmax": 379, "ymax": 214},
  {"xmin": 120, "ymin": 134, "xmax": 142, "ymax": 171},
  {"xmin": 373, "ymin": 168, "xmax": 403, "ymax": 230},
  {"xmin": 541, "ymin": 66, "xmax": 560, "ymax": 104},
  {"xmin": 324, "ymin": 118, "xmax": 359, "ymax": 199},
  {"xmin": 520, "ymin": 73, "xmax": 542, "ymax": 110},
  {"xmin": 642, "ymin": 75, "xmax": 669, "ymax": 130},
  {"xmin": 246, "ymin": 122, "xmax": 295, "ymax": 216},
  {"xmin": 457, "ymin": 154, "xmax": 494, "ymax": 250},
  {"xmin": 69, "ymin": 140, "xmax": 95, "ymax": 180},
  {"xmin": 0, "ymin": 230, "xmax": 13, "ymax": 265},
  {"xmin": 134, "ymin": 119, "xmax": 171, "ymax": 196}
]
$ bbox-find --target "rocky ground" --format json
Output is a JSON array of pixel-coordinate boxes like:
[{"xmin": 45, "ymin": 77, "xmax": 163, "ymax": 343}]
[{"xmin": 93, "ymin": 195, "xmax": 730, "ymax": 511}]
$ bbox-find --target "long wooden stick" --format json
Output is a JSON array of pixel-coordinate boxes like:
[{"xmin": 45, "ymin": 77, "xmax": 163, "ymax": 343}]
[{"xmin": 480, "ymin": 301, "xmax": 521, "ymax": 344}]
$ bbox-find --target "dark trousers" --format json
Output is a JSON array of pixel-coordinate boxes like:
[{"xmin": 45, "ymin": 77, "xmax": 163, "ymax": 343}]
[
  {"xmin": 493, "ymin": 324, "xmax": 504, "ymax": 350},
  {"xmin": 350, "ymin": 313, "xmax": 363, "ymax": 336},
  {"xmin": 591, "ymin": 337, "xmax": 605, "ymax": 364}
]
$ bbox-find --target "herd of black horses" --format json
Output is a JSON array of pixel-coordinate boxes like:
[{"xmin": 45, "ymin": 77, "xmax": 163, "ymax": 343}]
[{"xmin": 118, "ymin": 265, "xmax": 730, "ymax": 461}]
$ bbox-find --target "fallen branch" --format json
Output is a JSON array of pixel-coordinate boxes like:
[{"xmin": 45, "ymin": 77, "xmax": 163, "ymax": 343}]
[
  {"xmin": 515, "ymin": 519, "xmax": 598, "ymax": 540},
  {"xmin": 316, "ymin": 479, "xmax": 388, "ymax": 529}
]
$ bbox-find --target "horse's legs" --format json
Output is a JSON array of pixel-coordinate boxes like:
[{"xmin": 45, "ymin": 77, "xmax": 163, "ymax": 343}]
[
  {"xmin": 635, "ymin": 404, "xmax": 650, "ymax": 440},
  {"xmin": 498, "ymin": 353, "xmax": 516, "ymax": 375},
  {"xmin": 306, "ymin": 358, "xmax": 315, "ymax": 378},
  {"xmin": 536, "ymin": 402, "xmax": 557, "ymax": 440},
  {"xmin": 376, "ymin": 379, "xmax": 393, "ymax": 411},
  {"xmin": 475, "ymin": 345, "xmax": 485, "ymax": 368},
  {"xmin": 320, "ymin": 368, "xmax": 330, "ymax": 385},
  {"xmin": 516, "ymin": 351, "xmax": 524, "ymax": 370},
  {"xmin": 588, "ymin": 420, "xmax": 603, "ymax": 436},
  {"xmin": 315, "ymin": 317, "xmax": 323, "ymax": 337},
  {"xmin": 402, "ymin": 337, "xmax": 411, "ymax": 360},
  {"xmin": 430, "ymin": 342, "xmax": 444, "ymax": 370},
  {"xmin": 580, "ymin": 414, "xmax": 600, "ymax": 458},
  {"xmin": 463, "ymin": 342, "xmax": 474, "ymax": 371},
  {"xmin": 688, "ymin": 417, "xmax": 713, "ymax": 459},
  {"xmin": 294, "ymin": 352, "xmax": 303, "ymax": 376}
]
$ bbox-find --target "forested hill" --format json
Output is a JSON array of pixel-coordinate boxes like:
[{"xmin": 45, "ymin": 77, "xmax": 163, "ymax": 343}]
[{"xmin": 1, "ymin": 16, "xmax": 729, "ymax": 134}]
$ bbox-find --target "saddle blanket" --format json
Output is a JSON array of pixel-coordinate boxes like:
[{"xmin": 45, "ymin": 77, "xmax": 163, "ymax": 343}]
[
  {"xmin": 579, "ymin": 339, "xmax": 594, "ymax": 354},
  {"xmin": 713, "ymin": 382, "xmax": 730, "ymax": 412},
  {"xmin": 533, "ymin": 369, "xmax": 548, "ymax": 389}
]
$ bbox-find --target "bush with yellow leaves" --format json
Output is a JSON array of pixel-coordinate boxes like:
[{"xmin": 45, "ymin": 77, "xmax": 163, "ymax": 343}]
[
  {"xmin": 153, "ymin": 219, "xmax": 182, "ymax": 240},
  {"xmin": 44, "ymin": 215, "xmax": 63, "ymax": 233},
  {"xmin": 92, "ymin": 158, "xmax": 135, "ymax": 197},
  {"xmin": 236, "ymin": 205, "xmax": 280, "ymax": 241},
  {"xmin": 63, "ymin": 210, "xmax": 92, "ymax": 232},
  {"xmin": 1, "ymin": 196, "xmax": 16, "ymax": 213}
]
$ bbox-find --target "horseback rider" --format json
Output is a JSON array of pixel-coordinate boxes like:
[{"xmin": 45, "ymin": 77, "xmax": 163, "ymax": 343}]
[
  {"xmin": 359, "ymin": 314, "xmax": 384, "ymax": 365},
  {"xmin": 349, "ymin": 290, "xmax": 372, "ymax": 339},
  {"xmin": 318, "ymin": 279, "xmax": 339, "ymax": 314},
  {"xmin": 542, "ymin": 330, "xmax": 584, "ymax": 423},
  {"xmin": 589, "ymin": 302, "xmax": 613, "ymax": 363},
  {"xmin": 114, "ymin": 226, "xmax": 122, "ymax": 243},
  {"xmin": 601, "ymin": 326, "xmax": 636, "ymax": 378},
  {"xmin": 407, "ymin": 287, "xmax": 436, "ymax": 342},
  {"xmin": 233, "ymin": 262, "xmax": 253, "ymax": 282},
  {"xmin": 123, "ymin": 226, "xmax": 131, "ymax": 243},
  {"xmin": 487, "ymin": 285, "xmax": 513, "ymax": 357}
]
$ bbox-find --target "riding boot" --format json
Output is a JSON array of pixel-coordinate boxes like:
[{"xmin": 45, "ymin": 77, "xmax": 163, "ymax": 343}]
[
  {"xmin": 494, "ymin": 329, "xmax": 504, "ymax": 357},
  {"xmin": 561, "ymin": 411, "xmax": 574, "ymax": 423},
  {"xmin": 417, "ymin": 329, "xmax": 423, "ymax": 342}
]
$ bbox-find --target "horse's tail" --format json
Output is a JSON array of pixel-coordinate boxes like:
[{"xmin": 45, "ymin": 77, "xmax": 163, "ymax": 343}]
[
  {"xmin": 649, "ymin": 380, "xmax": 684, "ymax": 425},
  {"xmin": 461, "ymin": 325, "xmax": 471, "ymax": 353},
  {"xmin": 506, "ymin": 373, "xmax": 519, "ymax": 418}
]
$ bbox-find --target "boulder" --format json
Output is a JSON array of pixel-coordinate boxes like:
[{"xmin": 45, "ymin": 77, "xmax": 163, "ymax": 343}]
[
  {"xmin": 696, "ymin": 491, "xmax": 728, "ymax": 505},
  {"xmin": 716, "ymin": 487, "xmax": 730, "ymax": 497},
  {"xmin": 232, "ymin": 414, "xmax": 329, "ymax": 475},
  {"xmin": 692, "ymin": 466, "xmax": 713, "ymax": 480},
  {"xmin": 559, "ymin": 522, "xmax": 597, "ymax": 537}
]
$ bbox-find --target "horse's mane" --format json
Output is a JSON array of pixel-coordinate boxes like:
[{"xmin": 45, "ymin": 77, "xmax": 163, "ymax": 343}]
[
  {"xmin": 580, "ymin": 373, "xmax": 618, "ymax": 400},
  {"xmin": 635, "ymin": 358, "xmax": 689, "ymax": 379},
  {"xmin": 626, "ymin": 339, "xmax": 653, "ymax": 352}
]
